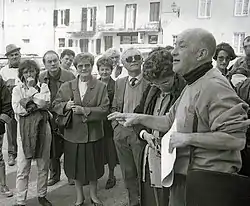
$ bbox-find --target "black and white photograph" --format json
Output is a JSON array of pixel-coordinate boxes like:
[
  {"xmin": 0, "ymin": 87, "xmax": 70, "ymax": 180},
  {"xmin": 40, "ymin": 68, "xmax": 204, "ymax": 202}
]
[{"xmin": 0, "ymin": 0, "xmax": 250, "ymax": 205}]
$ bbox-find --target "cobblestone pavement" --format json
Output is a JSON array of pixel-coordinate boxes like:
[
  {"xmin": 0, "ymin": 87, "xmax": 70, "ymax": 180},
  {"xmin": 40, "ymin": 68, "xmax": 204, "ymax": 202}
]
[{"xmin": 0, "ymin": 136, "xmax": 128, "ymax": 206}]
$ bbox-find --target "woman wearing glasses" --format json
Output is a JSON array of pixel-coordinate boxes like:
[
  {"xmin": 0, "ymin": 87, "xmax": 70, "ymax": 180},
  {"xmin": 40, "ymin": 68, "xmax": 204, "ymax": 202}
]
[
  {"xmin": 133, "ymin": 48, "xmax": 185, "ymax": 206},
  {"xmin": 213, "ymin": 42, "xmax": 237, "ymax": 76},
  {"xmin": 53, "ymin": 53, "xmax": 109, "ymax": 206}
]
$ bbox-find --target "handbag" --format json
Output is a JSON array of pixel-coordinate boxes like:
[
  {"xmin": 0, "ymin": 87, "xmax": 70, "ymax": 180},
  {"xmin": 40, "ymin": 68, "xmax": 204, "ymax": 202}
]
[
  {"xmin": 55, "ymin": 109, "xmax": 72, "ymax": 128},
  {"xmin": 186, "ymin": 113, "xmax": 250, "ymax": 206}
]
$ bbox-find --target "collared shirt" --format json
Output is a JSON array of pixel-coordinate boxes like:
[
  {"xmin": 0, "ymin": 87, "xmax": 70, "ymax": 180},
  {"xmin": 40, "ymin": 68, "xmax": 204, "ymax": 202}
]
[
  {"xmin": 128, "ymin": 73, "xmax": 143, "ymax": 86},
  {"xmin": 78, "ymin": 79, "xmax": 88, "ymax": 101}
]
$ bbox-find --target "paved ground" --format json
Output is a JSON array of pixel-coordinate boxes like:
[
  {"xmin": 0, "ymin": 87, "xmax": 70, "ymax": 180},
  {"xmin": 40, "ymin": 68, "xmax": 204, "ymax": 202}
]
[{"xmin": 0, "ymin": 136, "xmax": 128, "ymax": 206}]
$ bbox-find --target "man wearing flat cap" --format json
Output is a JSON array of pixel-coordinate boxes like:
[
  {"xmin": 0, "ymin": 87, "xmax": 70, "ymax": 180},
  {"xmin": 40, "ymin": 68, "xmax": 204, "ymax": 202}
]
[{"xmin": 0, "ymin": 44, "xmax": 22, "ymax": 167}]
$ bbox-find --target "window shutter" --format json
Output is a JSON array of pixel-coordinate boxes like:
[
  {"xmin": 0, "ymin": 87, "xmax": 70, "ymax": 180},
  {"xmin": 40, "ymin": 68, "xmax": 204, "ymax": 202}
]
[
  {"xmin": 206, "ymin": 0, "xmax": 212, "ymax": 17},
  {"xmin": 93, "ymin": 7, "xmax": 97, "ymax": 31},
  {"xmin": 53, "ymin": 10, "xmax": 58, "ymax": 27},
  {"xmin": 65, "ymin": 9, "xmax": 70, "ymax": 26},
  {"xmin": 243, "ymin": 0, "xmax": 249, "ymax": 15},
  {"xmin": 81, "ymin": 7, "xmax": 88, "ymax": 31}
]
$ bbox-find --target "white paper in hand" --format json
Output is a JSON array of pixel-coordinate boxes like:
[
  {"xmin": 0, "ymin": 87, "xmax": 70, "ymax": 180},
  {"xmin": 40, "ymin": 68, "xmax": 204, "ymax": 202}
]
[{"xmin": 161, "ymin": 119, "xmax": 177, "ymax": 187}]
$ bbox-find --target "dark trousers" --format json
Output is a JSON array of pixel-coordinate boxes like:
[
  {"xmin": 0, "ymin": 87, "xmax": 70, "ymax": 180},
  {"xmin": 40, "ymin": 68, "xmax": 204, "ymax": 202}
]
[
  {"xmin": 141, "ymin": 162, "xmax": 169, "ymax": 206},
  {"xmin": 49, "ymin": 130, "xmax": 64, "ymax": 180},
  {"xmin": 169, "ymin": 174, "xmax": 186, "ymax": 206},
  {"xmin": 7, "ymin": 118, "xmax": 17, "ymax": 157},
  {"xmin": 186, "ymin": 170, "xmax": 250, "ymax": 206},
  {"xmin": 114, "ymin": 129, "xmax": 145, "ymax": 206}
]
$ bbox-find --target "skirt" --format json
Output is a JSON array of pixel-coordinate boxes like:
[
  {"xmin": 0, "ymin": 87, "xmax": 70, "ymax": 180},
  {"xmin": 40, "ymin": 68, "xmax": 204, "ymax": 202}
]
[
  {"xmin": 103, "ymin": 121, "xmax": 119, "ymax": 168},
  {"xmin": 64, "ymin": 138, "xmax": 105, "ymax": 185}
]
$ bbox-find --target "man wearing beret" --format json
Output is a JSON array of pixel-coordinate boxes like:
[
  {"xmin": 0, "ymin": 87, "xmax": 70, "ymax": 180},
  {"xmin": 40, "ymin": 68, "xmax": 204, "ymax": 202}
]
[
  {"xmin": 0, "ymin": 76, "xmax": 13, "ymax": 197},
  {"xmin": 0, "ymin": 44, "xmax": 22, "ymax": 166}
]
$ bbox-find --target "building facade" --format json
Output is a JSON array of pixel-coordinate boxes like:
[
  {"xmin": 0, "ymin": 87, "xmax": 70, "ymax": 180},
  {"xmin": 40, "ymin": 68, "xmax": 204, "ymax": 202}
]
[
  {"xmin": 161, "ymin": 0, "xmax": 250, "ymax": 55},
  {"xmin": 53, "ymin": 0, "xmax": 163, "ymax": 56},
  {"xmin": 1, "ymin": 0, "xmax": 55, "ymax": 56},
  {"xmin": 1, "ymin": 0, "xmax": 250, "ymax": 56}
]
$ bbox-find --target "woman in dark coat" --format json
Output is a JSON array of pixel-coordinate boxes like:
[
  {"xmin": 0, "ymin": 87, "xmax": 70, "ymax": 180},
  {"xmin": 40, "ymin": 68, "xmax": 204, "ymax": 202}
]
[
  {"xmin": 53, "ymin": 53, "xmax": 109, "ymax": 206},
  {"xmin": 133, "ymin": 48, "xmax": 186, "ymax": 206},
  {"xmin": 97, "ymin": 56, "xmax": 119, "ymax": 189}
]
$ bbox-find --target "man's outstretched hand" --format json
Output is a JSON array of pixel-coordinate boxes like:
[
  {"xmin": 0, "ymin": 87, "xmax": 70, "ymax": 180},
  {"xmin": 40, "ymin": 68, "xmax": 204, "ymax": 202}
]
[{"xmin": 107, "ymin": 112, "xmax": 142, "ymax": 127}]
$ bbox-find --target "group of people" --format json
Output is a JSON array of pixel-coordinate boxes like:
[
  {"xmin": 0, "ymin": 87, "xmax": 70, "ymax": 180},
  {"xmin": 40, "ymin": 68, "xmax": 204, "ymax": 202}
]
[{"xmin": 0, "ymin": 27, "xmax": 249, "ymax": 206}]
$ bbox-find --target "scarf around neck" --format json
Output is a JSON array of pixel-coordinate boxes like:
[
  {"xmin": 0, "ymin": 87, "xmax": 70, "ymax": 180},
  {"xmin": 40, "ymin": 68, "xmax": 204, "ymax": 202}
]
[{"xmin": 183, "ymin": 62, "xmax": 213, "ymax": 85}]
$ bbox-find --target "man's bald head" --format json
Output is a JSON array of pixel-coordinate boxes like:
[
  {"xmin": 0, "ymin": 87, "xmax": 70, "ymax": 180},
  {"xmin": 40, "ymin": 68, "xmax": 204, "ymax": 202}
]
[
  {"xmin": 172, "ymin": 28, "xmax": 216, "ymax": 75},
  {"xmin": 181, "ymin": 28, "xmax": 216, "ymax": 59}
]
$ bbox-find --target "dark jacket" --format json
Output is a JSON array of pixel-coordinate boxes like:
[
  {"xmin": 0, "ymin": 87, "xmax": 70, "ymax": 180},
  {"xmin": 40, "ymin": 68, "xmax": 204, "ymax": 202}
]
[
  {"xmin": 99, "ymin": 77, "xmax": 115, "ymax": 138},
  {"xmin": 39, "ymin": 68, "xmax": 75, "ymax": 106},
  {"xmin": 133, "ymin": 74, "xmax": 186, "ymax": 136},
  {"xmin": 52, "ymin": 76, "xmax": 110, "ymax": 143},
  {"xmin": 19, "ymin": 110, "xmax": 48, "ymax": 159},
  {"xmin": 0, "ymin": 77, "xmax": 13, "ymax": 125}
]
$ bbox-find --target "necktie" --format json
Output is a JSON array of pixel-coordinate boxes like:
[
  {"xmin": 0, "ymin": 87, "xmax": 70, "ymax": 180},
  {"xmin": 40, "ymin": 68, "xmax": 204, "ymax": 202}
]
[{"xmin": 130, "ymin": 77, "xmax": 137, "ymax": 86}]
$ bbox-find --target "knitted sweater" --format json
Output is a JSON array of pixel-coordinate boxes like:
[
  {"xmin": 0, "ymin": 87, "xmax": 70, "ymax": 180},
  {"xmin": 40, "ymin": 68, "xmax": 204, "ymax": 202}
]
[{"xmin": 123, "ymin": 78, "xmax": 144, "ymax": 113}]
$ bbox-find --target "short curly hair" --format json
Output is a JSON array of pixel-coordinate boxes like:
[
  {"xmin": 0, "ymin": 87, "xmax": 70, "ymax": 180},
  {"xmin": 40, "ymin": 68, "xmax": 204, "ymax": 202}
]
[
  {"xmin": 213, "ymin": 42, "xmax": 237, "ymax": 61},
  {"xmin": 143, "ymin": 49, "xmax": 174, "ymax": 82},
  {"xmin": 73, "ymin": 52, "xmax": 94, "ymax": 68},
  {"xmin": 96, "ymin": 56, "xmax": 113, "ymax": 71},
  {"xmin": 60, "ymin": 49, "xmax": 75, "ymax": 59},
  {"xmin": 18, "ymin": 59, "xmax": 40, "ymax": 83}
]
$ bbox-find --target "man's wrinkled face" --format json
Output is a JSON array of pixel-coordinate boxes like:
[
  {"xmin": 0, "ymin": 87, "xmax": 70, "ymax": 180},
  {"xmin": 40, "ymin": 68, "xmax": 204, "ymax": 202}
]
[
  {"xmin": 243, "ymin": 38, "xmax": 250, "ymax": 57},
  {"xmin": 7, "ymin": 51, "xmax": 21, "ymax": 67},
  {"xmin": 44, "ymin": 53, "xmax": 60, "ymax": 75},
  {"xmin": 122, "ymin": 49, "xmax": 143, "ymax": 73},
  {"xmin": 171, "ymin": 32, "xmax": 197, "ymax": 76},
  {"xmin": 61, "ymin": 54, "xmax": 74, "ymax": 70}
]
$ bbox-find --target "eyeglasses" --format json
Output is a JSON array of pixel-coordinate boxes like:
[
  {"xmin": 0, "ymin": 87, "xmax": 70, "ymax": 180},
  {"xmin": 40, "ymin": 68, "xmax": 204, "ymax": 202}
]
[
  {"xmin": 77, "ymin": 63, "xmax": 92, "ymax": 70},
  {"xmin": 125, "ymin": 55, "xmax": 142, "ymax": 63},
  {"xmin": 218, "ymin": 56, "xmax": 230, "ymax": 62}
]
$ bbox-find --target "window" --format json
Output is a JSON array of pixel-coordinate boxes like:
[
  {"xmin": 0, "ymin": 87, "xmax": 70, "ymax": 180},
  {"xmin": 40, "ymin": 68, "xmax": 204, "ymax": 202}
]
[
  {"xmin": 235, "ymin": 0, "xmax": 249, "ymax": 16},
  {"xmin": 148, "ymin": 35, "xmax": 158, "ymax": 44},
  {"xmin": 68, "ymin": 39, "xmax": 73, "ymax": 47},
  {"xmin": 150, "ymin": 2, "xmax": 160, "ymax": 22},
  {"xmin": 104, "ymin": 36, "xmax": 113, "ymax": 51},
  {"xmin": 96, "ymin": 39, "xmax": 101, "ymax": 55},
  {"xmin": 173, "ymin": 35, "xmax": 177, "ymax": 46},
  {"xmin": 233, "ymin": 32, "xmax": 246, "ymax": 54},
  {"xmin": 22, "ymin": 39, "xmax": 30, "ymax": 43},
  {"xmin": 53, "ymin": 9, "xmax": 70, "ymax": 27},
  {"xmin": 106, "ymin": 5, "xmax": 114, "ymax": 24},
  {"xmin": 81, "ymin": 7, "xmax": 97, "ymax": 31},
  {"xmin": 125, "ymin": 4, "xmax": 137, "ymax": 30},
  {"xmin": 198, "ymin": 0, "xmax": 212, "ymax": 18},
  {"xmin": 59, "ymin": 38, "xmax": 65, "ymax": 47},
  {"xmin": 120, "ymin": 35, "xmax": 138, "ymax": 44},
  {"xmin": 80, "ymin": 39, "xmax": 89, "ymax": 52}
]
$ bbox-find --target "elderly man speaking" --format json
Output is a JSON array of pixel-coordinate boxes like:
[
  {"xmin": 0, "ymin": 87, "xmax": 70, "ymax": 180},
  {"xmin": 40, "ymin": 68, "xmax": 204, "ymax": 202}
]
[{"xmin": 108, "ymin": 28, "xmax": 250, "ymax": 206}]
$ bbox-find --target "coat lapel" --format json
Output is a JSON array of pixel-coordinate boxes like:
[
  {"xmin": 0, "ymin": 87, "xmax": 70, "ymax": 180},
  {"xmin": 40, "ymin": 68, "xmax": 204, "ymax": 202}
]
[
  {"xmin": 81, "ymin": 77, "xmax": 97, "ymax": 106},
  {"xmin": 119, "ymin": 77, "xmax": 128, "ymax": 110},
  {"xmin": 71, "ymin": 78, "xmax": 82, "ymax": 105},
  {"xmin": 144, "ymin": 86, "xmax": 159, "ymax": 113}
]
